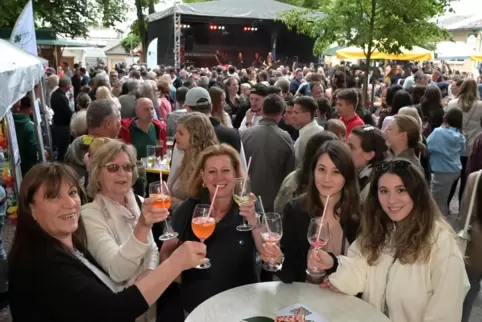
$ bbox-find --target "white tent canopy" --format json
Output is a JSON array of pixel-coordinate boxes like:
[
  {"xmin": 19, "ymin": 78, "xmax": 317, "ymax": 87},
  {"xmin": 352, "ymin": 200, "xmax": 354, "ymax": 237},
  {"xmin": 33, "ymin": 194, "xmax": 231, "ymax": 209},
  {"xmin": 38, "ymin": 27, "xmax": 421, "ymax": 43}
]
[
  {"xmin": 0, "ymin": 39, "xmax": 45, "ymax": 116},
  {"xmin": 436, "ymin": 41, "xmax": 476, "ymax": 60}
]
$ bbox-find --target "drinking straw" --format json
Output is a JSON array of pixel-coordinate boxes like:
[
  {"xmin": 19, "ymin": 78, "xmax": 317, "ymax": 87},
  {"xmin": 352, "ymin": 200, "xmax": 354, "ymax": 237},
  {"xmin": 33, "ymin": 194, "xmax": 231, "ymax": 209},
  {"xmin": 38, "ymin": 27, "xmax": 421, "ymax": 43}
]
[
  {"xmin": 258, "ymin": 195, "xmax": 269, "ymax": 231},
  {"xmin": 241, "ymin": 157, "xmax": 252, "ymax": 196},
  {"xmin": 316, "ymin": 195, "xmax": 330, "ymax": 242},
  {"xmin": 207, "ymin": 185, "xmax": 220, "ymax": 218},
  {"xmin": 159, "ymin": 171, "xmax": 164, "ymax": 195}
]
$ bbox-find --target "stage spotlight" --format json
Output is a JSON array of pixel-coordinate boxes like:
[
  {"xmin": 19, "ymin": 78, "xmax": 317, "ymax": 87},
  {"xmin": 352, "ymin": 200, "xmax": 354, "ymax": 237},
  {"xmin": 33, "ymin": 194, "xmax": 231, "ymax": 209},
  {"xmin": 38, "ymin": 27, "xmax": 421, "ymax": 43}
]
[
  {"xmin": 187, "ymin": 25, "xmax": 190, "ymax": 28},
  {"xmin": 253, "ymin": 27, "xmax": 257, "ymax": 31}
]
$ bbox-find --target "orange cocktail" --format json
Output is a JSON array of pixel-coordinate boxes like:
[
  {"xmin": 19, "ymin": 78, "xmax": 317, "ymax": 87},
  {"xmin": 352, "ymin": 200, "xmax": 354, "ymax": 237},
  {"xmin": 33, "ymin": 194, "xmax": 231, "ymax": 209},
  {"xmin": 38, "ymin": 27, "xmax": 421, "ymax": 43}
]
[
  {"xmin": 192, "ymin": 217, "xmax": 216, "ymax": 240},
  {"xmin": 152, "ymin": 194, "xmax": 172, "ymax": 209}
]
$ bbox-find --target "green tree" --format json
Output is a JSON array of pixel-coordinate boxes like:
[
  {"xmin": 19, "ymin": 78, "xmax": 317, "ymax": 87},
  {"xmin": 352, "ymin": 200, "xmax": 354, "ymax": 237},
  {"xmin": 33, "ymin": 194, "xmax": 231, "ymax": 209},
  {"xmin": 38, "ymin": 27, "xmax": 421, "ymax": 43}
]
[
  {"xmin": 120, "ymin": 33, "xmax": 141, "ymax": 54},
  {"xmin": 281, "ymin": 0, "xmax": 453, "ymax": 100},
  {"xmin": 133, "ymin": 0, "xmax": 160, "ymax": 61},
  {"xmin": 0, "ymin": 0, "xmax": 128, "ymax": 38}
]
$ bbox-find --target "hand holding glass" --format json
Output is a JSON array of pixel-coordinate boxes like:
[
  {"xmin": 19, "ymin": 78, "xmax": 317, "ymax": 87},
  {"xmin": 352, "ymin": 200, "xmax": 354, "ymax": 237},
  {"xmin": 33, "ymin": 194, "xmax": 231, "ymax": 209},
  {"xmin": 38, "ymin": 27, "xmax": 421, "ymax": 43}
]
[
  {"xmin": 233, "ymin": 178, "xmax": 253, "ymax": 231},
  {"xmin": 261, "ymin": 212, "xmax": 283, "ymax": 272},
  {"xmin": 149, "ymin": 181, "xmax": 178, "ymax": 241},
  {"xmin": 306, "ymin": 218, "xmax": 330, "ymax": 277},
  {"xmin": 192, "ymin": 204, "xmax": 216, "ymax": 269}
]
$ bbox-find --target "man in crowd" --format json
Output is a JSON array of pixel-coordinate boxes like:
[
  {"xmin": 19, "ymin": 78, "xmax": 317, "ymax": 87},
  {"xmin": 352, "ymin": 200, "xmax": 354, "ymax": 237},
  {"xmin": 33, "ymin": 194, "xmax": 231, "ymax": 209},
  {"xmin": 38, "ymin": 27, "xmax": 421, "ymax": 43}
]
[
  {"xmin": 119, "ymin": 78, "xmax": 140, "ymax": 118},
  {"xmin": 336, "ymin": 88, "xmax": 365, "ymax": 136},
  {"xmin": 238, "ymin": 84, "xmax": 268, "ymax": 132},
  {"xmin": 65, "ymin": 99, "xmax": 121, "ymax": 184},
  {"xmin": 118, "ymin": 97, "xmax": 167, "ymax": 159},
  {"xmin": 242, "ymin": 94, "xmax": 295, "ymax": 213},
  {"xmin": 166, "ymin": 86, "xmax": 189, "ymax": 137},
  {"xmin": 50, "ymin": 76, "xmax": 73, "ymax": 161},
  {"xmin": 13, "ymin": 96, "xmax": 37, "ymax": 176},
  {"xmin": 292, "ymin": 96, "xmax": 324, "ymax": 165}
]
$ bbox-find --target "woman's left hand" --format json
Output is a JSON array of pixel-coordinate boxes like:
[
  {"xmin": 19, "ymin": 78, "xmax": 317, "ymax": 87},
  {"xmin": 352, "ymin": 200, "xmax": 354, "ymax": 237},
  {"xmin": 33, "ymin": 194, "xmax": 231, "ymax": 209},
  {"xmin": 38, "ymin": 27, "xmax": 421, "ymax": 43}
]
[{"xmin": 239, "ymin": 193, "xmax": 258, "ymax": 227}]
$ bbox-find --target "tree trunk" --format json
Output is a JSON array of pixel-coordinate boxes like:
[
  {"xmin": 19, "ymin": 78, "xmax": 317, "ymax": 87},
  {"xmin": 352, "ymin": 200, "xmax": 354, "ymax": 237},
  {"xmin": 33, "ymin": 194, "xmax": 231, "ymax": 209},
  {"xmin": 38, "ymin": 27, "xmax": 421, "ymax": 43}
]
[
  {"xmin": 148, "ymin": 0, "xmax": 155, "ymax": 14},
  {"xmin": 135, "ymin": 0, "xmax": 147, "ymax": 63}
]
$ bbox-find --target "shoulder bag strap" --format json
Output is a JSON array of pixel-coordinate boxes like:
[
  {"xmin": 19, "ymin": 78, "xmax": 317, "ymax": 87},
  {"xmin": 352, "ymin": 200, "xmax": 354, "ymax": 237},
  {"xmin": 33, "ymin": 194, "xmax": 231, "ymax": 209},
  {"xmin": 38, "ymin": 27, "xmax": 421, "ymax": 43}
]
[{"xmin": 464, "ymin": 171, "xmax": 482, "ymax": 233}]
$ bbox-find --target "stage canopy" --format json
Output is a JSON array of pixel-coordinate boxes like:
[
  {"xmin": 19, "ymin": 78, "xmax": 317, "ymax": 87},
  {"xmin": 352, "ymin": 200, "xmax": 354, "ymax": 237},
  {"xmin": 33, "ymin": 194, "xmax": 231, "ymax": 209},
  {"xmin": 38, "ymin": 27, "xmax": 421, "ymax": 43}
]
[{"xmin": 149, "ymin": 0, "xmax": 320, "ymax": 22}]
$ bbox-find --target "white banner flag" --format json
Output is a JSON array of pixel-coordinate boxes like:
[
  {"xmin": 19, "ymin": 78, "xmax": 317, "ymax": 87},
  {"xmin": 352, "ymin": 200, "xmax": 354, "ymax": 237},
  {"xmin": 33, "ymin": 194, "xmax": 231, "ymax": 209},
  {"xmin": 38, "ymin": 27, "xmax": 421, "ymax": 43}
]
[{"xmin": 10, "ymin": 0, "xmax": 38, "ymax": 56}]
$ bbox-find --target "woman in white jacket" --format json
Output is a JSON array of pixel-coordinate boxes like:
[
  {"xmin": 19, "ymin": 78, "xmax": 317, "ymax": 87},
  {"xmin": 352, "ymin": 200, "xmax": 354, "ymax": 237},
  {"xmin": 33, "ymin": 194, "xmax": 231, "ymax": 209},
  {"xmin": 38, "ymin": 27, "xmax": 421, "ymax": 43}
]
[
  {"xmin": 310, "ymin": 159, "xmax": 469, "ymax": 322},
  {"xmin": 81, "ymin": 140, "xmax": 166, "ymax": 322}
]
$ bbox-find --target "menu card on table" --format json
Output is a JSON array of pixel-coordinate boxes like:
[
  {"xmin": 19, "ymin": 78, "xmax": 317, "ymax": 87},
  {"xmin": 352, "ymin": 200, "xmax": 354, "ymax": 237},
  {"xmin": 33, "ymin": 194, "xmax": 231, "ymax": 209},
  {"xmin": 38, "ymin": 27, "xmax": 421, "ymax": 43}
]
[{"xmin": 275, "ymin": 303, "xmax": 328, "ymax": 322}]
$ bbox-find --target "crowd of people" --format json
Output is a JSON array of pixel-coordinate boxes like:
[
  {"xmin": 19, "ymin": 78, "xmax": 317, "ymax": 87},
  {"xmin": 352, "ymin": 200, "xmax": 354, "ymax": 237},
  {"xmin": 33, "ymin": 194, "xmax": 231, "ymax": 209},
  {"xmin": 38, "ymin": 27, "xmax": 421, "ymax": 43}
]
[{"xmin": 6, "ymin": 59, "xmax": 482, "ymax": 322}]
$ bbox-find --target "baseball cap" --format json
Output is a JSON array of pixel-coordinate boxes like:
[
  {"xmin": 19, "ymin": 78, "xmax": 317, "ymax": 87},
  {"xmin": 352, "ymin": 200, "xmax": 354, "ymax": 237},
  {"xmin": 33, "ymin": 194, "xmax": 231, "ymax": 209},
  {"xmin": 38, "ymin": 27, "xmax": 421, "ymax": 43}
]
[
  {"xmin": 45, "ymin": 67, "xmax": 56, "ymax": 76},
  {"xmin": 185, "ymin": 87, "xmax": 211, "ymax": 107},
  {"xmin": 250, "ymin": 83, "xmax": 269, "ymax": 97}
]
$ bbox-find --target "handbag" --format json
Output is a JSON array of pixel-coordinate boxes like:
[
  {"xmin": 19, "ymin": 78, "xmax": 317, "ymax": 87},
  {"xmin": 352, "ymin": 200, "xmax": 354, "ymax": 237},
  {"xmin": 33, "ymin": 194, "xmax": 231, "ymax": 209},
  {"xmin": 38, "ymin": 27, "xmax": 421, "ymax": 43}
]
[{"xmin": 457, "ymin": 170, "xmax": 482, "ymax": 254}]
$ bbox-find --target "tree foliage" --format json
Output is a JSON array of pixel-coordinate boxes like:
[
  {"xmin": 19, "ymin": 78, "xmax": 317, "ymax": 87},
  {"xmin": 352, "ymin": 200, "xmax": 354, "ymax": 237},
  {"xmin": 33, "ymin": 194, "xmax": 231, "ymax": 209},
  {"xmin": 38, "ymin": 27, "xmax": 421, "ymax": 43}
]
[
  {"xmin": 280, "ymin": 0, "xmax": 453, "ymax": 100},
  {"xmin": 0, "ymin": 0, "xmax": 128, "ymax": 38},
  {"xmin": 120, "ymin": 33, "xmax": 141, "ymax": 54}
]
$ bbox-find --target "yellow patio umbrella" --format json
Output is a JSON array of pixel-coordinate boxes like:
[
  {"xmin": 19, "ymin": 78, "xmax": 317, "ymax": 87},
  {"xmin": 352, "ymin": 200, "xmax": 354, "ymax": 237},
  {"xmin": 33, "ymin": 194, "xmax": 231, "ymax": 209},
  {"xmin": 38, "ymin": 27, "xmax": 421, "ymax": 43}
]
[
  {"xmin": 471, "ymin": 54, "xmax": 482, "ymax": 61},
  {"xmin": 336, "ymin": 46, "xmax": 433, "ymax": 61}
]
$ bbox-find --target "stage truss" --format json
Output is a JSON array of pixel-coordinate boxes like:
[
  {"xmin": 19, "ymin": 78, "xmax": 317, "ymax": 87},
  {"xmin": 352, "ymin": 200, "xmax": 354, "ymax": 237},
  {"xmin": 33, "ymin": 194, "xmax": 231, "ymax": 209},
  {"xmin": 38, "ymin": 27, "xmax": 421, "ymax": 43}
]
[{"xmin": 173, "ymin": 2, "xmax": 181, "ymax": 69}]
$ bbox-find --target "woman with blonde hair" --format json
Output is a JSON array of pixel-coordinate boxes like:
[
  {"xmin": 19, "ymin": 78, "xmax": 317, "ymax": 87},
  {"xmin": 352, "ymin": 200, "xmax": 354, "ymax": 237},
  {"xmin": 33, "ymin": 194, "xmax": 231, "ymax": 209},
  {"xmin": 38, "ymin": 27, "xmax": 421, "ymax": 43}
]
[
  {"xmin": 208, "ymin": 86, "xmax": 233, "ymax": 127},
  {"xmin": 310, "ymin": 159, "xmax": 469, "ymax": 322},
  {"xmin": 167, "ymin": 112, "xmax": 218, "ymax": 204},
  {"xmin": 161, "ymin": 144, "xmax": 262, "ymax": 314},
  {"xmin": 386, "ymin": 114, "xmax": 425, "ymax": 174},
  {"xmin": 82, "ymin": 139, "xmax": 167, "ymax": 322},
  {"xmin": 70, "ymin": 93, "xmax": 91, "ymax": 138},
  {"xmin": 96, "ymin": 86, "xmax": 121, "ymax": 110}
]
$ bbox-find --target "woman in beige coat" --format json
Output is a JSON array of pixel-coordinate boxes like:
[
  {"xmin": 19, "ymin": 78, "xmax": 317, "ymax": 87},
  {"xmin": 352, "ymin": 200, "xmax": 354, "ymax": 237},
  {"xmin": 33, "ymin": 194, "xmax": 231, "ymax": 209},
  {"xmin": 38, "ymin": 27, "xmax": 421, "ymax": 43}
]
[
  {"xmin": 460, "ymin": 170, "xmax": 482, "ymax": 322},
  {"xmin": 307, "ymin": 159, "xmax": 469, "ymax": 322}
]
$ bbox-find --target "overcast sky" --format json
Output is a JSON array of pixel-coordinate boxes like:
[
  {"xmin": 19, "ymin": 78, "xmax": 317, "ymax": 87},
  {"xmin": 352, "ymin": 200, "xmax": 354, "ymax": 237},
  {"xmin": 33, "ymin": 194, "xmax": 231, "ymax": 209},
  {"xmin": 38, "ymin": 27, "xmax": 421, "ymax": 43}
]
[{"xmin": 449, "ymin": 0, "xmax": 482, "ymax": 15}]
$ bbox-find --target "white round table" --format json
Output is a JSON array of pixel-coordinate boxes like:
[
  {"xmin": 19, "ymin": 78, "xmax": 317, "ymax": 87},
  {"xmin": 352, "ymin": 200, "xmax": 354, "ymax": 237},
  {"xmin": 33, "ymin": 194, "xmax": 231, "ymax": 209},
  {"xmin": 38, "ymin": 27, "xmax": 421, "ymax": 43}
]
[{"xmin": 186, "ymin": 282, "xmax": 390, "ymax": 322}]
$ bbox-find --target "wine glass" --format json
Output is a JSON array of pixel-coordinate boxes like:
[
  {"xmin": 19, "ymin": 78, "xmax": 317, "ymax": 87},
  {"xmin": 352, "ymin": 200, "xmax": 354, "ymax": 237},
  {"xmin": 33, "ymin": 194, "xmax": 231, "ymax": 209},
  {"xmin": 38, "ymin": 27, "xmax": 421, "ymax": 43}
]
[
  {"xmin": 233, "ymin": 177, "xmax": 253, "ymax": 232},
  {"xmin": 261, "ymin": 212, "xmax": 283, "ymax": 272},
  {"xmin": 149, "ymin": 181, "xmax": 178, "ymax": 241},
  {"xmin": 192, "ymin": 204, "xmax": 216, "ymax": 269},
  {"xmin": 306, "ymin": 218, "xmax": 330, "ymax": 277},
  {"xmin": 146, "ymin": 145, "xmax": 156, "ymax": 168}
]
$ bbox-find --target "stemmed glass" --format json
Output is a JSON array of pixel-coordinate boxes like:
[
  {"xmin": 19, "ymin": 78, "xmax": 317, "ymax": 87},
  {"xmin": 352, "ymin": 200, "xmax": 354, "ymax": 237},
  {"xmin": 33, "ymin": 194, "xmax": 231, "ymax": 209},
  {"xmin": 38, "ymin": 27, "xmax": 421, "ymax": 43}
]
[
  {"xmin": 306, "ymin": 218, "xmax": 330, "ymax": 277},
  {"xmin": 261, "ymin": 212, "xmax": 283, "ymax": 272},
  {"xmin": 191, "ymin": 204, "xmax": 216, "ymax": 269},
  {"xmin": 149, "ymin": 181, "xmax": 178, "ymax": 241},
  {"xmin": 233, "ymin": 177, "xmax": 253, "ymax": 231}
]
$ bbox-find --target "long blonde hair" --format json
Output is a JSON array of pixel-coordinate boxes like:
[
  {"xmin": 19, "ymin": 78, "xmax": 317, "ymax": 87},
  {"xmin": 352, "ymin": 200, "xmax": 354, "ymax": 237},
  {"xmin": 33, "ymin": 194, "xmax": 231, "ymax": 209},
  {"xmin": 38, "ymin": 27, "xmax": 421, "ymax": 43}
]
[
  {"xmin": 187, "ymin": 144, "xmax": 244, "ymax": 198},
  {"xmin": 457, "ymin": 79, "xmax": 480, "ymax": 113},
  {"xmin": 96, "ymin": 86, "xmax": 115, "ymax": 100},
  {"xmin": 177, "ymin": 113, "xmax": 218, "ymax": 189}
]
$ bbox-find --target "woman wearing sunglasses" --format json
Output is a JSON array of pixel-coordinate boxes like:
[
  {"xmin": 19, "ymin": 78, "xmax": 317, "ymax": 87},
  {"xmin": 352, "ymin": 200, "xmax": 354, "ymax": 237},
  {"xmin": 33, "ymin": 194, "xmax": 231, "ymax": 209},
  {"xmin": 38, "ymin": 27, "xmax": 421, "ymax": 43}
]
[
  {"xmin": 81, "ymin": 139, "xmax": 167, "ymax": 322},
  {"xmin": 311, "ymin": 159, "xmax": 469, "ymax": 322}
]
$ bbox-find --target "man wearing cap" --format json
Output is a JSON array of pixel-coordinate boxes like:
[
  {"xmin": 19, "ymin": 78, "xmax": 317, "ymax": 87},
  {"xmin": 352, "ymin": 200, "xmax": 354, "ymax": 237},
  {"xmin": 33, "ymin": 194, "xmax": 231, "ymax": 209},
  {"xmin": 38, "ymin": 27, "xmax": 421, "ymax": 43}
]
[
  {"xmin": 169, "ymin": 87, "xmax": 247, "ymax": 183},
  {"xmin": 238, "ymin": 83, "xmax": 268, "ymax": 132}
]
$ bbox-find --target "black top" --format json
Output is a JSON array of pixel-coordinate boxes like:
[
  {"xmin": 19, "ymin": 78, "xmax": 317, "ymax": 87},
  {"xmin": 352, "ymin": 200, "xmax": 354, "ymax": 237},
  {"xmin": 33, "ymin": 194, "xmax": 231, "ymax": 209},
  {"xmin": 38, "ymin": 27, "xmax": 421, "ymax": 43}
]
[
  {"xmin": 172, "ymin": 189, "xmax": 258, "ymax": 313},
  {"xmin": 50, "ymin": 88, "xmax": 73, "ymax": 126},
  {"xmin": 9, "ymin": 243, "xmax": 148, "ymax": 322},
  {"xmin": 233, "ymin": 103, "xmax": 250, "ymax": 129},
  {"xmin": 277, "ymin": 197, "xmax": 359, "ymax": 283},
  {"xmin": 278, "ymin": 118, "xmax": 299, "ymax": 141},
  {"xmin": 210, "ymin": 117, "xmax": 242, "ymax": 153}
]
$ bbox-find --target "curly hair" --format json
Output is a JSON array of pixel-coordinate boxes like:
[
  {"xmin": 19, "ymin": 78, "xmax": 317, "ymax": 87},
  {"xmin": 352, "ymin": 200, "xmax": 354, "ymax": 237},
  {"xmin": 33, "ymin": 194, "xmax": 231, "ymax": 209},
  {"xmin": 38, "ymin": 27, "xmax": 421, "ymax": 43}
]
[
  {"xmin": 358, "ymin": 159, "xmax": 445, "ymax": 265},
  {"xmin": 177, "ymin": 112, "xmax": 219, "ymax": 189}
]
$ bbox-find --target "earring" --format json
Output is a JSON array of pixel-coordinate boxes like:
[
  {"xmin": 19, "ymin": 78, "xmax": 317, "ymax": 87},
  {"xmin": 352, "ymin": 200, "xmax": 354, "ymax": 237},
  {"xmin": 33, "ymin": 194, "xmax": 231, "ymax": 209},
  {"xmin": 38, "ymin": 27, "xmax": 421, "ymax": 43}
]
[{"xmin": 202, "ymin": 182, "xmax": 207, "ymax": 187}]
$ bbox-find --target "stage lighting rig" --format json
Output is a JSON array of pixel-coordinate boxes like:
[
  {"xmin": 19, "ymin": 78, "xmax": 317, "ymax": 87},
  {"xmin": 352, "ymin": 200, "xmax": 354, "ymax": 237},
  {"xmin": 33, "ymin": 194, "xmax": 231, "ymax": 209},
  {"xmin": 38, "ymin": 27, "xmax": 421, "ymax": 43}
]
[
  {"xmin": 243, "ymin": 26, "xmax": 258, "ymax": 32},
  {"xmin": 176, "ymin": 24, "xmax": 190, "ymax": 29},
  {"xmin": 209, "ymin": 25, "xmax": 225, "ymax": 31}
]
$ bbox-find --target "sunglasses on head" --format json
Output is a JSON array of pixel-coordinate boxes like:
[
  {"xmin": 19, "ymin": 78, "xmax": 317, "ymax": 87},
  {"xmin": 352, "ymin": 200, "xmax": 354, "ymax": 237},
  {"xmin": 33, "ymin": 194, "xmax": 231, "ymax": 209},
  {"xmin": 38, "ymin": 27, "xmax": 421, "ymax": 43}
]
[
  {"xmin": 103, "ymin": 163, "xmax": 135, "ymax": 173},
  {"xmin": 374, "ymin": 159, "xmax": 412, "ymax": 173}
]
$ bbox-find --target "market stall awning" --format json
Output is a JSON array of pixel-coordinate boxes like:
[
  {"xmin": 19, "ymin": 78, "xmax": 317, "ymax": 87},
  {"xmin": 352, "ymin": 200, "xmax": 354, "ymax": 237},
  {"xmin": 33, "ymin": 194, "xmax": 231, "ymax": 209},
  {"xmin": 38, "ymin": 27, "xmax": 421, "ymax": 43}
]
[
  {"xmin": 472, "ymin": 54, "xmax": 482, "ymax": 61},
  {"xmin": 37, "ymin": 38, "xmax": 105, "ymax": 48},
  {"xmin": 0, "ymin": 39, "xmax": 45, "ymax": 115},
  {"xmin": 336, "ymin": 46, "xmax": 433, "ymax": 61}
]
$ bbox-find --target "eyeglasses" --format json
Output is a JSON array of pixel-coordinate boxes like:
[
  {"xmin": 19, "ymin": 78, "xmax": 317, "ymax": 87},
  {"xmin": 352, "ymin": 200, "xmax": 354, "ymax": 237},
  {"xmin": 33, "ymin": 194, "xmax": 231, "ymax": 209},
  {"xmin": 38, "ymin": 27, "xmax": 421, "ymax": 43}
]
[
  {"xmin": 103, "ymin": 163, "xmax": 135, "ymax": 173},
  {"xmin": 374, "ymin": 159, "xmax": 412, "ymax": 173}
]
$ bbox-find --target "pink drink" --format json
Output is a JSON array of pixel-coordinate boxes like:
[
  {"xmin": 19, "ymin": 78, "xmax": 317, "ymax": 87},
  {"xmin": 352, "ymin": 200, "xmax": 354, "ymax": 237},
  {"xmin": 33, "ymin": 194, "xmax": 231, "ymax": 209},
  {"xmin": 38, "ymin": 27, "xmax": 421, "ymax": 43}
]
[
  {"xmin": 262, "ymin": 232, "xmax": 282, "ymax": 246},
  {"xmin": 308, "ymin": 237, "xmax": 327, "ymax": 249}
]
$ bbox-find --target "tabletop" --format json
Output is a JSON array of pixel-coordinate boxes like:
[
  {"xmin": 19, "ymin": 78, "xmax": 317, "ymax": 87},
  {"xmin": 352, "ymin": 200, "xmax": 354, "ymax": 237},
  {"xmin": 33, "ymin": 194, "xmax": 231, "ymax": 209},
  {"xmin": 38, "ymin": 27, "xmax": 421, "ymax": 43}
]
[{"xmin": 186, "ymin": 282, "xmax": 390, "ymax": 322}]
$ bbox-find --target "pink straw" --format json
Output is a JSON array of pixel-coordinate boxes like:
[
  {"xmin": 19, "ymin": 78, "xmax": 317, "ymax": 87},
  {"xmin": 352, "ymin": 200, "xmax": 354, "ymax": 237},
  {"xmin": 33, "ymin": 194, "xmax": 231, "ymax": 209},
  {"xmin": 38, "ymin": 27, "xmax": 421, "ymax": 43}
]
[
  {"xmin": 316, "ymin": 195, "xmax": 330, "ymax": 241},
  {"xmin": 159, "ymin": 173, "xmax": 164, "ymax": 195},
  {"xmin": 207, "ymin": 185, "xmax": 220, "ymax": 218},
  {"xmin": 241, "ymin": 157, "xmax": 252, "ymax": 196}
]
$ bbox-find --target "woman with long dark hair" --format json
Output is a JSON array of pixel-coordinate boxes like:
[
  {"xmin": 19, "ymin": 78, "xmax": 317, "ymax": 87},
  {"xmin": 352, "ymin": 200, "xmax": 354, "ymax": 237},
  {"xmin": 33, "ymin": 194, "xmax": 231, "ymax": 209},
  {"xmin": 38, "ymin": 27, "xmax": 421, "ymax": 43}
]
[
  {"xmin": 261, "ymin": 140, "xmax": 361, "ymax": 283},
  {"xmin": 8, "ymin": 163, "xmax": 205, "ymax": 322}
]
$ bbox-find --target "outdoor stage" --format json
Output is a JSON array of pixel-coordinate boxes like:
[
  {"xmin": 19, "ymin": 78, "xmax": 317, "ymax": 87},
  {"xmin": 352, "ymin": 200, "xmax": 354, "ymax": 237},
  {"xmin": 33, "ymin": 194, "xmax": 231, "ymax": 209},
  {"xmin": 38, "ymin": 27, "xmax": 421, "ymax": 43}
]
[{"xmin": 147, "ymin": 0, "xmax": 318, "ymax": 68}]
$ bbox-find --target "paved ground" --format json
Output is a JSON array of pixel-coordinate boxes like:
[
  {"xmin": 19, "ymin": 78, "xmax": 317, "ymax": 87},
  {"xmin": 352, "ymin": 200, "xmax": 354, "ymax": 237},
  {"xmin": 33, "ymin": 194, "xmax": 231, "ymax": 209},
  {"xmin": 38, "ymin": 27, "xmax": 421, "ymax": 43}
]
[{"xmin": 0, "ymin": 190, "xmax": 480, "ymax": 321}]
